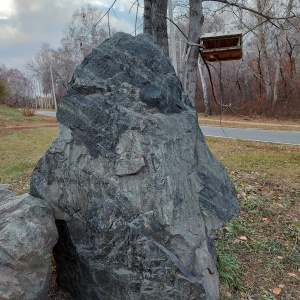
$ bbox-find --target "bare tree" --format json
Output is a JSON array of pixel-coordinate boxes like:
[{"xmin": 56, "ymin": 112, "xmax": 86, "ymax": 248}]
[
  {"xmin": 0, "ymin": 65, "xmax": 34, "ymax": 107},
  {"xmin": 272, "ymin": 0, "xmax": 295, "ymax": 109},
  {"xmin": 64, "ymin": 5, "xmax": 113, "ymax": 60},
  {"xmin": 0, "ymin": 75, "xmax": 9, "ymax": 104},
  {"xmin": 27, "ymin": 5, "xmax": 115, "ymax": 102},
  {"xmin": 141, "ymin": 1, "xmax": 297, "ymax": 105},
  {"xmin": 143, "ymin": 0, "xmax": 169, "ymax": 55},
  {"xmin": 182, "ymin": 0, "xmax": 203, "ymax": 107},
  {"xmin": 255, "ymin": 0, "xmax": 272, "ymax": 102}
]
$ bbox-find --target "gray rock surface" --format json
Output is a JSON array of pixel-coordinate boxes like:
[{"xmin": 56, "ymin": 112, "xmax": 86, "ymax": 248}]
[
  {"xmin": 30, "ymin": 32, "xmax": 239, "ymax": 300},
  {"xmin": 0, "ymin": 184, "xmax": 58, "ymax": 300}
]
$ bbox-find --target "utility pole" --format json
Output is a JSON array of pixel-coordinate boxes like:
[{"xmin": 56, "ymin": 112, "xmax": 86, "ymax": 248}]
[
  {"xmin": 168, "ymin": 0, "xmax": 177, "ymax": 74},
  {"xmin": 35, "ymin": 81, "xmax": 38, "ymax": 109},
  {"xmin": 38, "ymin": 79, "xmax": 43, "ymax": 109},
  {"xmin": 50, "ymin": 64, "xmax": 57, "ymax": 111}
]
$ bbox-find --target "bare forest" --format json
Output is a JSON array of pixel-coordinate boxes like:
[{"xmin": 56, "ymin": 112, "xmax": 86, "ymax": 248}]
[{"xmin": 0, "ymin": 0, "xmax": 299, "ymax": 119}]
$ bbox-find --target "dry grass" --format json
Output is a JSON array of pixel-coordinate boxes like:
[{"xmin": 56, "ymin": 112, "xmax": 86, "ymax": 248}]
[
  {"xmin": 198, "ymin": 113, "xmax": 300, "ymax": 131},
  {"xmin": 1, "ymin": 105, "xmax": 299, "ymax": 299},
  {"xmin": 207, "ymin": 137, "xmax": 300, "ymax": 300},
  {"xmin": 0, "ymin": 104, "xmax": 57, "ymax": 131}
]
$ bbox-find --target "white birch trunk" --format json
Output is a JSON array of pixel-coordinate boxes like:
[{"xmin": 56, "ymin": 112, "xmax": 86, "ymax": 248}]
[
  {"xmin": 198, "ymin": 57, "xmax": 211, "ymax": 116},
  {"xmin": 183, "ymin": 0, "xmax": 203, "ymax": 107},
  {"xmin": 168, "ymin": 0, "xmax": 177, "ymax": 73}
]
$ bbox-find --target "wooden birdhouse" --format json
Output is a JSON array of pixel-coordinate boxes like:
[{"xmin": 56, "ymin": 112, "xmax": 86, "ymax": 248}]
[{"xmin": 200, "ymin": 30, "xmax": 243, "ymax": 62}]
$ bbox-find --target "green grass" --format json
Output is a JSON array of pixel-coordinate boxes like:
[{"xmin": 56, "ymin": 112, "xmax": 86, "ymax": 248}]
[
  {"xmin": 0, "ymin": 104, "xmax": 21, "ymax": 116},
  {"xmin": 0, "ymin": 104, "xmax": 56, "ymax": 126},
  {"xmin": 0, "ymin": 126, "xmax": 58, "ymax": 194},
  {"xmin": 207, "ymin": 138, "xmax": 300, "ymax": 181},
  {"xmin": 0, "ymin": 104, "xmax": 30, "ymax": 123},
  {"xmin": 216, "ymin": 243, "xmax": 243, "ymax": 291}
]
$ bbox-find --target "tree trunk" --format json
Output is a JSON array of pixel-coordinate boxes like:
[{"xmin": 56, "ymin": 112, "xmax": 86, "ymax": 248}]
[
  {"xmin": 183, "ymin": 0, "xmax": 203, "ymax": 107},
  {"xmin": 143, "ymin": 0, "xmax": 152, "ymax": 35},
  {"xmin": 256, "ymin": 0, "xmax": 272, "ymax": 102},
  {"xmin": 218, "ymin": 62, "xmax": 225, "ymax": 108},
  {"xmin": 273, "ymin": 0, "xmax": 294, "ymax": 110},
  {"xmin": 143, "ymin": 0, "xmax": 169, "ymax": 56},
  {"xmin": 168, "ymin": 0, "xmax": 178, "ymax": 73},
  {"xmin": 198, "ymin": 57, "xmax": 211, "ymax": 116}
]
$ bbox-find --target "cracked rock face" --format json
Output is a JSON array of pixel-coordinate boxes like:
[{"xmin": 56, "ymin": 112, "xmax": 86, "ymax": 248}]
[
  {"xmin": 0, "ymin": 185, "xmax": 58, "ymax": 300},
  {"xmin": 30, "ymin": 32, "xmax": 239, "ymax": 300}
]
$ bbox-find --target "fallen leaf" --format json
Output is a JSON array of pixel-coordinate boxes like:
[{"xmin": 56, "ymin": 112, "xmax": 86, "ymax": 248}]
[
  {"xmin": 288, "ymin": 273, "xmax": 297, "ymax": 277},
  {"xmin": 239, "ymin": 192, "xmax": 247, "ymax": 199},
  {"xmin": 262, "ymin": 218, "xmax": 269, "ymax": 222},
  {"xmin": 238, "ymin": 236, "xmax": 248, "ymax": 241},
  {"xmin": 257, "ymin": 259, "xmax": 263, "ymax": 264},
  {"xmin": 226, "ymin": 291, "xmax": 232, "ymax": 297},
  {"xmin": 240, "ymin": 291, "xmax": 246, "ymax": 297},
  {"xmin": 277, "ymin": 256, "xmax": 284, "ymax": 260},
  {"xmin": 278, "ymin": 284, "xmax": 285, "ymax": 288},
  {"xmin": 272, "ymin": 287, "xmax": 281, "ymax": 295}
]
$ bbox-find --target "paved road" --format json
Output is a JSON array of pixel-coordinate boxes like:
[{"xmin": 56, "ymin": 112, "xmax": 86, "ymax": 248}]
[
  {"xmin": 35, "ymin": 111, "xmax": 300, "ymax": 146},
  {"xmin": 200, "ymin": 125, "xmax": 300, "ymax": 146},
  {"xmin": 35, "ymin": 111, "xmax": 56, "ymax": 117}
]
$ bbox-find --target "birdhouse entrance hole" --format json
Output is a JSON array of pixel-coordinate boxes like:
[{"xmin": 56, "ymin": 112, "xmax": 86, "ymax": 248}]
[{"xmin": 200, "ymin": 30, "xmax": 243, "ymax": 62}]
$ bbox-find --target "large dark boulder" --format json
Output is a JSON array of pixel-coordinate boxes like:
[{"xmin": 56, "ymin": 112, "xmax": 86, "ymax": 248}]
[
  {"xmin": 0, "ymin": 185, "xmax": 58, "ymax": 300},
  {"xmin": 30, "ymin": 32, "xmax": 239, "ymax": 300}
]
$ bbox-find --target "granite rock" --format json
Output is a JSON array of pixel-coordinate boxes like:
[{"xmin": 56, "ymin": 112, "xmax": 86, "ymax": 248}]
[
  {"xmin": 30, "ymin": 32, "xmax": 239, "ymax": 300},
  {"xmin": 0, "ymin": 185, "xmax": 58, "ymax": 300}
]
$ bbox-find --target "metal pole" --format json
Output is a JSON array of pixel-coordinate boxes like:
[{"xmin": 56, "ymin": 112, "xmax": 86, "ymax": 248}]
[
  {"xmin": 168, "ymin": 0, "xmax": 177, "ymax": 74},
  {"xmin": 50, "ymin": 64, "xmax": 57, "ymax": 110}
]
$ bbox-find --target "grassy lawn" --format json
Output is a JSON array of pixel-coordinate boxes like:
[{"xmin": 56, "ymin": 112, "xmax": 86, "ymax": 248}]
[
  {"xmin": 0, "ymin": 105, "xmax": 58, "ymax": 193},
  {"xmin": 206, "ymin": 137, "xmax": 300, "ymax": 299},
  {"xmin": 0, "ymin": 105, "xmax": 299, "ymax": 299},
  {"xmin": 0, "ymin": 104, "xmax": 57, "ymax": 129}
]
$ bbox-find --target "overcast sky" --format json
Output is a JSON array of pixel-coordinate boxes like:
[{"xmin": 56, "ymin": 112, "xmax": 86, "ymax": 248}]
[{"xmin": 0, "ymin": 0, "xmax": 143, "ymax": 71}]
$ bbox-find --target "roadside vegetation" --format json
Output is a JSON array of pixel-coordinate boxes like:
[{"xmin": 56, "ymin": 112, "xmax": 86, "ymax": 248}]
[
  {"xmin": 0, "ymin": 105, "xmax": 58, "ymax": 193},
  {"xmin": 198, "ymin": 114, "xmax": 300, "ymax": 132},
  {"xmin": 207, "ymin": 137, "xmax": 300, "ymax": 299},
  {"xmin": 0, "ymin": 105, "xmax": 299, "ymax": 299}
]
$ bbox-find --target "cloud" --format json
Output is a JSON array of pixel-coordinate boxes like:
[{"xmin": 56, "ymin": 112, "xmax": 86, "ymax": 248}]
[{"xmin": 0, "ymin": 0, "xmax": 143, "ymax": 70}]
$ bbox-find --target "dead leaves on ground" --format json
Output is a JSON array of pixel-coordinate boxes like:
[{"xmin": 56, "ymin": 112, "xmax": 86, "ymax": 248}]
[{"xmin": 219, "ymin": 170, "xmax": 300, "ymax": 299}]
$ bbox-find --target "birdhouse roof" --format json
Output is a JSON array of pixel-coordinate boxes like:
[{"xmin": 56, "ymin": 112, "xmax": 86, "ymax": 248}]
[{"xmin": 201, "ymin": 30, "xmax": 243, "ymax": 40}]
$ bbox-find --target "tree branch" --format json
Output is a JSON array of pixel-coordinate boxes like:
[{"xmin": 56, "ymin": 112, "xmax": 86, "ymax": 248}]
[
  {"xmin": 203, "ymin": 0, "xmax": 295, "ymax": 24},
  {"xmin": 94, "ymin": 0, "xmax": 117, "ymax": 26},
  {"xmin": 135, "ymin": 0, "xmax": 139, "ymax": 37},
  {"xmin": 157, "ymin": 13, "xmax": 188, "ymax": 40}
]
